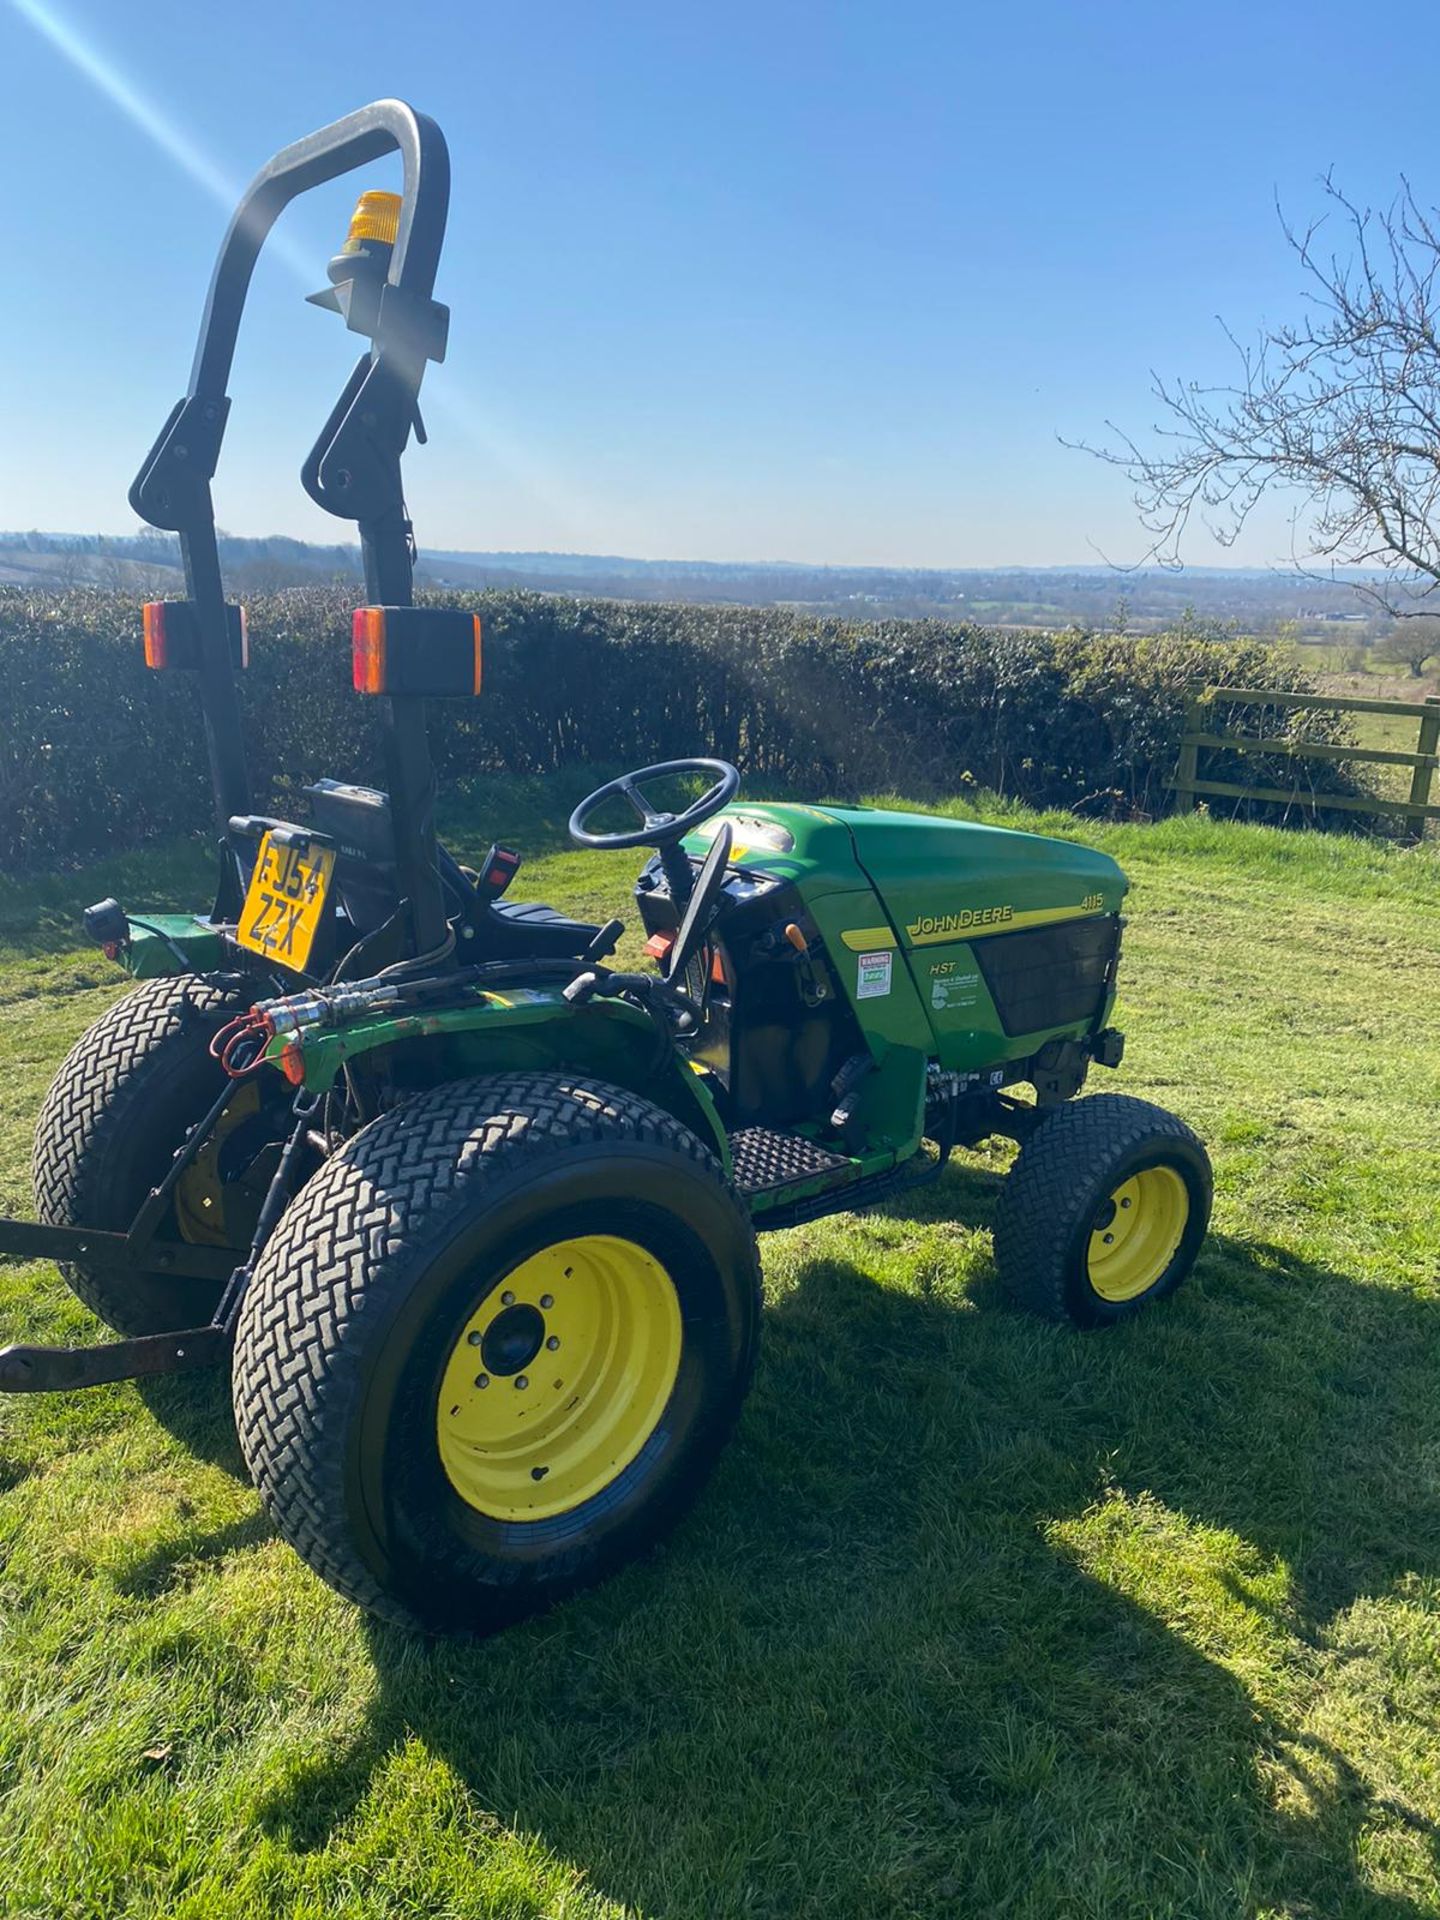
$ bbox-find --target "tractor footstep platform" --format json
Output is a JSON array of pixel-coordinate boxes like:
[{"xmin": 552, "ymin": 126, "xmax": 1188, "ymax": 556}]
[{"xmin": 730, "ymin": 1127, "xmax": 855, "ymax": 1198}]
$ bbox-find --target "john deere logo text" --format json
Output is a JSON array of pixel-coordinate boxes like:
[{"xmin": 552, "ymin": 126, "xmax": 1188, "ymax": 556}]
[{"xmin": 907, "ymin": 905, "xmax": 1014, "ymax": 940}]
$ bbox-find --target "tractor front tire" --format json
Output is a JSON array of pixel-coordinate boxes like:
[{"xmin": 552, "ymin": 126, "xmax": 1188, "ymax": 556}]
[
  {"xmin": 993, "ymin": 1093, "xmax": 1212, "ymax": 1328},
  {"xmin": 233, "ymin": 1073, "xmax": 763, "ymax": 1634},
  {"xmin": 31, "ymin": 972, "xmax": 254, "ymax": 1335}
]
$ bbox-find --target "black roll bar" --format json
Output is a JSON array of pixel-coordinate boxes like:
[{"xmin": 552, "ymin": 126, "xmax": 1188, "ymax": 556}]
[
  {"xmin": 127, "ymin": 101, "xmax": 452, "ymax": 957},
  {"xmin": 187, "ymin": 100, "xmax": 448, "ymax": 400}
]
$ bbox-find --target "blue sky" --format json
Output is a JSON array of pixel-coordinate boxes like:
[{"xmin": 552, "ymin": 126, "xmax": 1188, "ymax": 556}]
[{"xmin": 1, "ymin": 0, "xmax": 1432, "ymax": 567}]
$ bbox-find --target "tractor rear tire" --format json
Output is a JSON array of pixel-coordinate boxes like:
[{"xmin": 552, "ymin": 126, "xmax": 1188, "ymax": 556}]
[
  {"xmin": 993, "ymin": 1093, "xmax": 1211, "ymax": 1328},
  {"xmin": 31, "ymin": 972, "xmax": 254, "ymax": 1335},
  {"xmin": 233, "ymin": 1072, "xmax": 763, "ymax": 1634}
]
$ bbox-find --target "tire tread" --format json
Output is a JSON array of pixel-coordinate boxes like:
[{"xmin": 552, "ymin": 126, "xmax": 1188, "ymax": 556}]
[
  {"xmin": 32, "ymin": 972, "xmax": 251, "ymax": 1330},
  {"xmin": 992, "ymin": 1092, "xmax": 1210, "ymax": 1325},
  {"xmin": 233, "ymin": 1072, "xmax": 760, "ymax": 1628}
]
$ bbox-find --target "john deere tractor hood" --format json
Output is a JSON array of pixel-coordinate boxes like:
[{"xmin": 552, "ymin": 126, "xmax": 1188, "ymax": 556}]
[{"xmin": 688, "ymin": 801, "xmax": 1127, "ymax": 941}]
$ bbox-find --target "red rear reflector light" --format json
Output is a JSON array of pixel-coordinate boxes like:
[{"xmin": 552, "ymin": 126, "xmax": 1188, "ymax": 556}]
[
  {"xmin": 644, "ymin": 930, "xmax": 676, "ymax": 960},
  {"xmin": 280, "ymin": 1041, "xmax": 307, "ymax": 1087},
  {"xmin": 352, "ymin": 607, "xmax": 385, "ymax": 694},
  {"xmin": 142, "ymin": 601, "xmax": 248, "ymax": 671},
  {"xmin": 142, "ymin": 601, "xmax": 169, "ymax": 669},
  {"xmin": 350, "ymin": 607, "xmax": 483, "ymax": 696}
]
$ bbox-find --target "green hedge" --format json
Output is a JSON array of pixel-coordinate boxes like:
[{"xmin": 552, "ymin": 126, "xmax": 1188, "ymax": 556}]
[{"xmin": 0, "ymin": 585, "xmax": 1365, "ymax": 871}]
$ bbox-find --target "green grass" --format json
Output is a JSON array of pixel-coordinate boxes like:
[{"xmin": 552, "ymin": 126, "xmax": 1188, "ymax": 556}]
[{"xmin": 3, "ymin": 777, "xmax": 1440, "ymax": 1919}]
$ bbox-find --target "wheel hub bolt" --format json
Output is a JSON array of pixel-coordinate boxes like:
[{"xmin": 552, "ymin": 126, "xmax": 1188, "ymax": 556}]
[
  {"xmin": 515, "ymin": 1375, "xmax": 529, "ymax": 1390},
  {"xmin": 1120, "ymin": 1198, "xmax": 1132, "ymax": 1209},
  {"xmin": 467, "ymin": 1331, "xmax": 482, "ymax": 1346},
  {"xmin": 501, "ymin": 1290, "xmax": 516, "ymax": 1306},
  {"xmin": 540, "ymin": 1293, "xmax": 554, "ymax": 1309},
  {"xmin": 1103, "ymin": 1232, "xmax": 1115, "ymax": 1244},
  {"xmin": 546, "ymin": 1336, "xmax": 560, "ymax": 1351},
  {"xmin": 475, "ymin": 1374, "xmax": 490, "ymax": 1389}
]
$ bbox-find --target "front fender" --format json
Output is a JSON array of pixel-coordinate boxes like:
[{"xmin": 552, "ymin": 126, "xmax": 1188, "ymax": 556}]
[{"xmin": 266, "ymin": 986, "xmax": 731, "ymax": 1171}]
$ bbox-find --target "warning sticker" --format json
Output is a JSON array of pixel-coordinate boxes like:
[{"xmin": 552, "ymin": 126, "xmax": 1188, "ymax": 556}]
[{"xmin": 856, "ymin": 950, "xmax": 893, "ymax": 999}]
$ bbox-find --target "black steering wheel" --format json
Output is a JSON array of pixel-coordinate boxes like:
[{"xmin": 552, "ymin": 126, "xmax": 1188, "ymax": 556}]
[{"xmin": 568, "ymin": 758, "xmax": 740, "ymax": 851}]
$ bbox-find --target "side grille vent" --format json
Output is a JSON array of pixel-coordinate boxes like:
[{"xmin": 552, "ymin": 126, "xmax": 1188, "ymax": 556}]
[{"xmin": 972, "ymin": 916, "xmax": 1120, "ymax": 1037}]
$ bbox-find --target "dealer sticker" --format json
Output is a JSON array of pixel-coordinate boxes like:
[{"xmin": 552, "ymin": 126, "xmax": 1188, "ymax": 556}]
[
  {"xmin": 931, "ymin": 969, "xmax": 980, "ymax": 1011},
  {"xmin": 856, "ymin": 950, "xmax": 893, "ymax": 999}
]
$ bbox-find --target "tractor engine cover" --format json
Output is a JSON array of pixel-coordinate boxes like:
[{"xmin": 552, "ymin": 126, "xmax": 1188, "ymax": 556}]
[{"xmin": 680, "ymin": 802, "xmax": 1129, "ymax": 1079}]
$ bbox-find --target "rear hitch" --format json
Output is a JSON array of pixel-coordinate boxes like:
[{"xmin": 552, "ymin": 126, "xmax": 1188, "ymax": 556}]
[
  {"xmin": 0, "ymin": 1326, "xmax": 228, "ymax": 1394},
  {"xmin": 0, "ymin": 1085, "xmax": 324, "ymax": 1396},
  {"xmin": 0, "ymin": 1217, "xmax": 235, "ymax": 1281}
]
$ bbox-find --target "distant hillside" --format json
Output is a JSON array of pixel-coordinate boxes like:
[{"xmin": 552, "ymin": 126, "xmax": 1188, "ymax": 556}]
[{"xmin": 0, "ymin": 529, "xmax": 1386, "ymax": 634}]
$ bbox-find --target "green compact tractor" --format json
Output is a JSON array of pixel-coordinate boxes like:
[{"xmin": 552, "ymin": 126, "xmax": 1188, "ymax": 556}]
[{"xmin": 0, "ymin": 104, "xmax": 1211, "ymax": 1633}]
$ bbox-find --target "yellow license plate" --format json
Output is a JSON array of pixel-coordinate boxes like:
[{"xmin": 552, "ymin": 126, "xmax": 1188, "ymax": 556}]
[{"xmin": 237, "ymin": 832, "xmax": 335, "ymax": 972}]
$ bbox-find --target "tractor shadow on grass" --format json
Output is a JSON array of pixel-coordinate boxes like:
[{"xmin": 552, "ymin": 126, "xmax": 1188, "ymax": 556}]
[
  {"xmin": 135, "ymin": 1370, "xmax": 248, "ymax": 1477},
  {"xmin": 254, "ymin": 1201, "xmax": 1440, "ymax": 1919}
]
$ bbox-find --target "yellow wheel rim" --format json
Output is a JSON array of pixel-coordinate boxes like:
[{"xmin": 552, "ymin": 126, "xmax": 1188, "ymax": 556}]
[
  {"xmin": 1086, "ymin": 1165, "xmax": 1190, "ymax": 1303},
  {"xmin": 175, "ymin": 1081, "xmax": 260, "ymax": 1246},
  {"xmin": 436, "ymin": 1234, "xmax": 683, "ymax": 1521}
]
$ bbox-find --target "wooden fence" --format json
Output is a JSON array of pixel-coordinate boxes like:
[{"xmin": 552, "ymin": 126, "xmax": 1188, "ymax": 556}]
[{"xmin": 1173, "ymin": 685, "xmax": 1440, "ymax": 841}]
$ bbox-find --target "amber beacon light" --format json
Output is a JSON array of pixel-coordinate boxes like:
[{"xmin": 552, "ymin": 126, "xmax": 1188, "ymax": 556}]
[{"xmin": 344, "ymin": 189, "xmax": 402, "ymax": 250}]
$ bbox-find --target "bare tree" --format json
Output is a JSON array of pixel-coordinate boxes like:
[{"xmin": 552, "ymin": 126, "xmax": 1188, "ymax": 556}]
[
  {"xmin": 1372, "ymin": 615, "xmax": 1440, "ymax": 676},
  {"xmin": 1076, "ymin": 176, "xmax": 1440, "ymax": 615}
]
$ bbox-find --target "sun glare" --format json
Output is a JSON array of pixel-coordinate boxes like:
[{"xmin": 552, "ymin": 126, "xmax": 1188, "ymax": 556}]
[
  {"xmin": 9, "ymin": 0, "xmax": 591, "ymax": 537},
  {"xmin": 9, "ymin": 0, "xmax": 310, "ymax": 276}
]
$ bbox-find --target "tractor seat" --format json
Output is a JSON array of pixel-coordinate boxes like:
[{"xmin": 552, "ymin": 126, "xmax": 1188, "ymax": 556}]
[
  {"xmin": 294, "ymin": 787, "xmax": 601, "ymax": 965},
  {"xmin": 444, "ymin": 849, "xmax": 599, "ymax": 961},
  {"xmin": 487, "ymin": 898, "xmax": 600, "ymax": 958},
  {"xmin": 493, "ymin": 900, "xmax": 589, "ymax": 932}
]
